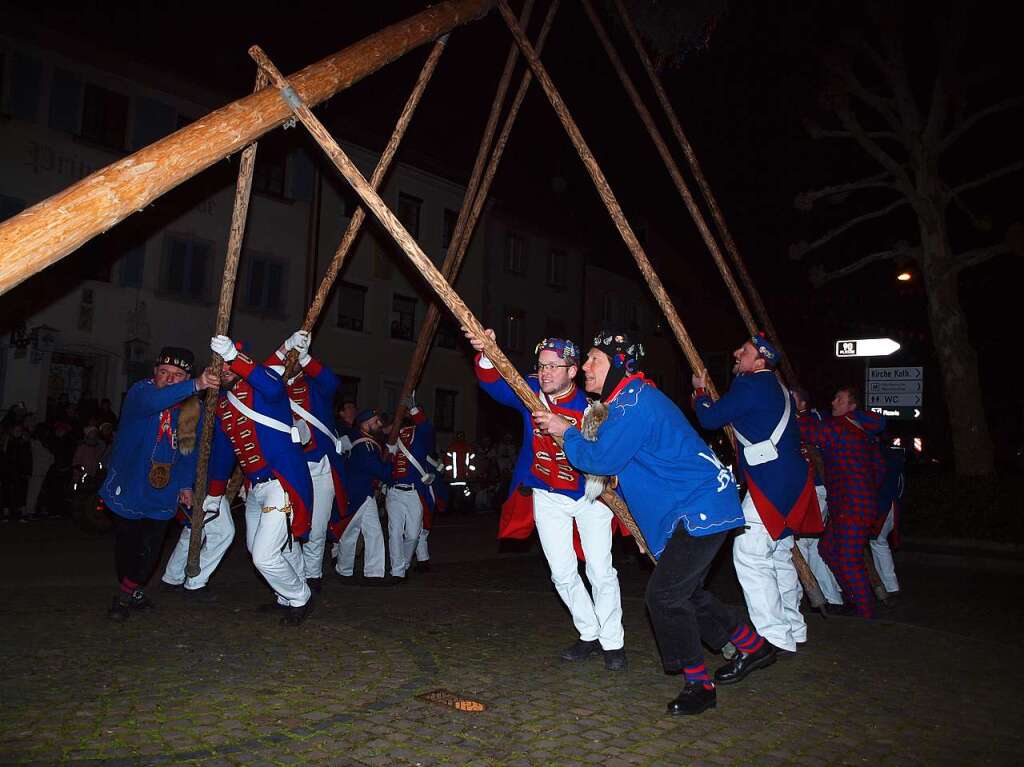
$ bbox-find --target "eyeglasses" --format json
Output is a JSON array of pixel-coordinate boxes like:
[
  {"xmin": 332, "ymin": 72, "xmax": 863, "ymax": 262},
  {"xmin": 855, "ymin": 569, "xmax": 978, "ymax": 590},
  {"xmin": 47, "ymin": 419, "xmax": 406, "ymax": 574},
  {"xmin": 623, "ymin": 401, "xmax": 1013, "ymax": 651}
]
[{"xmin": 536, "ymin": 362, "xmax": 573, "ymax": 372}]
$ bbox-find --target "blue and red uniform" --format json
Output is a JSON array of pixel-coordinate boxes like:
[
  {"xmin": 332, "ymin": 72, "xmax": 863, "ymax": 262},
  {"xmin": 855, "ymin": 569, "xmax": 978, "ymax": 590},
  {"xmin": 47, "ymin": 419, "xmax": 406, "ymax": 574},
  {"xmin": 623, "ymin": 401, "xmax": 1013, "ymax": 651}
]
[
  {"xmin": 798, "ymin": 410, "xmax": 886, "ymax": 617},
  {"xmin": 475, "ymin": 354, "xmax": 626, "ymax": 547},
  {"xmin": 391, "ymin": 408, "xmax": 437, "ymax": 529},
  {"xmin": 207, "ymin": 351, "xmax": 313, "ymax": 540},
  {"xmin": 266, "ymin": 351, "xmax": 350, "ymax": 541},
  {"xmin": 693, "ymin": 370, "xmax": 821, "ymax": 538}
]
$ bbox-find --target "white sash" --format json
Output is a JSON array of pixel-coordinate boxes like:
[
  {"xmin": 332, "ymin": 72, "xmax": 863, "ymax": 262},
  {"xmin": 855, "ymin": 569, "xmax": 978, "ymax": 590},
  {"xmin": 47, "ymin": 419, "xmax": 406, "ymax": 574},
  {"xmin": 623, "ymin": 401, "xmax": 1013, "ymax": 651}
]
[
  {"xmin": 396, "ymin": 434, "xmax": 432, "ymax": 484},
  {"xmin": 732, "ymin": 375, "xmax": 791, "ymax": 466},
  {"xmin": 289, "ymin": 399, "xmax": 352, "ymax": 454},
  {"xmin": 226, "ymin": 391, "xmax": 301, "ymax": 443}
]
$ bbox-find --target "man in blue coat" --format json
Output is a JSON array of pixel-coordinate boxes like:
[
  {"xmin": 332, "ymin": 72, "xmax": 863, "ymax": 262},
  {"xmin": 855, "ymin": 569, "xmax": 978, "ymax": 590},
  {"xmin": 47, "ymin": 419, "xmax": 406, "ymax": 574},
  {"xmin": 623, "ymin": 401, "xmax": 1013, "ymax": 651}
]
[
  {"xmin": 691, "ymin": 333, "xmax": 822, "ymax": 653},
  {"xmin": 385, "ymin": 393, "xmax": 436, "ymax": 582},
  {"xmin": 533, "ymin": 329, "xmax": 775, "ymax": 716},
  {"xmin": 467, "ymin": 328, "xmax": 626, "ymax": 671},
  {"xmin": 266, "ymin": 330, "xmax": 350, "ymax": 594},
  {"xmin": 100, "ymin": 347, "xmax": 219, "ymax": 620},
  {"xmin": 334, "ymin": 409, "xmax": 390, "ymax": 584},
  {"xmin": 205, "ymin": 335, "xmax": 315, "ymax": 626}
]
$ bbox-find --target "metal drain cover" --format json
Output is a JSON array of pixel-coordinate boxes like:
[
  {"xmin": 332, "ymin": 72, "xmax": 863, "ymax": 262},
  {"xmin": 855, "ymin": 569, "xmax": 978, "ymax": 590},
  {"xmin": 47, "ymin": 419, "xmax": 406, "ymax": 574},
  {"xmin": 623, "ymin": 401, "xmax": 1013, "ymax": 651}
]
[{"xmin": 416, "ymin": 688, "xmax": 487, "ymax": 712}]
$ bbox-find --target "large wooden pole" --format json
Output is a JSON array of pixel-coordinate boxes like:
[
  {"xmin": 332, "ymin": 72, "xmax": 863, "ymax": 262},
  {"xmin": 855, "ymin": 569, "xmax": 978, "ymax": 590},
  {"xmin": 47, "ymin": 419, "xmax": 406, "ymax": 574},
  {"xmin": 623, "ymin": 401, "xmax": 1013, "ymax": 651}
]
[
  {"xmin": 587, "ymin": 0, "xmax": 823, "ymax": 608},
  {"xmin": 580, "ymin": 0, "xmax": 756, "ymax": 338},
  {"xmin": 611, "ymin": 0, "xmax": 798, "ymax": 387},
  {"xmin": 283, "ymin": 36, "xmax": 448, "ymax": 379},
  {"xmin": 0, "ymin": 0, "xmax": 494, "ymax": 296},
  {"xmin": 495, "ymin": 0, "xmax": 721, "ymax": 400},
  {"xmin": 301, "ymin": 38, "xmax": 447, "ymax": 335},
  {"xmin": 388, "ymin": 0, "xmax": 561, "ymax": 442},
  {"xmin": 249, "ymin": 45, "xmax": 652, "ymax": 558},
  {"xmin": 186, "ymin": 71, "xmax": 267, "ymax": 576}
]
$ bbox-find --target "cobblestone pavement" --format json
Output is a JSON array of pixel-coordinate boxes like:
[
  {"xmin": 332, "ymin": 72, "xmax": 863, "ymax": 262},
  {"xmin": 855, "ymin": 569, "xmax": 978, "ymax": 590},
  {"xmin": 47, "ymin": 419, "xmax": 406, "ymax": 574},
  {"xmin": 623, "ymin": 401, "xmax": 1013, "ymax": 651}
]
[{"xmin": 1, "ymin": 512, "xmax": 1021, "ymax": 766}]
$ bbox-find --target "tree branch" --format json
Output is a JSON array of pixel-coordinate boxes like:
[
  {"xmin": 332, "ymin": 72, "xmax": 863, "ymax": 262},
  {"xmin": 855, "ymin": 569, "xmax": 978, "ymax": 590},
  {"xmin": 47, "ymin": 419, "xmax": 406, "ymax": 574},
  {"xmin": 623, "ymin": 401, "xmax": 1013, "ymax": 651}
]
[
  {"xmin": 809, "ymin": 243, "xmax": 918, "ymax": 286},
  {"xmin": 793, "ymin": 197, "xmax": 908, "ymax": 259},
  {"xmin": 840, "ymin": 68, "xmax": 902, "ymax": 130},
  {"xmin": 953, "ymin": 159, "xmax": 1024, "ymax": 196},
  {"xmin": 812, "ymin": 127, "xmax": 902, "ymax": 142},
  {"xmin": 941, "ymin": 96, "xmax": 1024, "ymax": 152},
  {"xmin": 794, "ymin": 171, "xmax": 894, "ymax": 211},
  {"xmin": 953, "ymin": 241, "xmax": 1013, "ymax": 274},
  {"xmin": 833, "ymin": 97, "xmax": 917, "ymax": 195}
]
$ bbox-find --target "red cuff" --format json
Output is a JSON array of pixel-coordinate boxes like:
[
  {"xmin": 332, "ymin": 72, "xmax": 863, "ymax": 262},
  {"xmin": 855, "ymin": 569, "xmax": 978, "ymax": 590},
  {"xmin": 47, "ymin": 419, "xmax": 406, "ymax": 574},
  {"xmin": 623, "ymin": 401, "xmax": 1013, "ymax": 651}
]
[
  {"xmin": 303, "ymin": 357, "xmax": 323, "ymax": 377},
  {"xmin": 410, "ymin": 408, "xmax": 426, "ymax": 425},
  {"xmin": 475, "ymin": 353, "xmax": 500, "ymax": 383},
  {"xmin": 230, "ymin": 353, "xmax": 257, "ymax": 380},
  {"xmin": 208, "ymin": 479, "xmax": 227, "ymax": 496}
]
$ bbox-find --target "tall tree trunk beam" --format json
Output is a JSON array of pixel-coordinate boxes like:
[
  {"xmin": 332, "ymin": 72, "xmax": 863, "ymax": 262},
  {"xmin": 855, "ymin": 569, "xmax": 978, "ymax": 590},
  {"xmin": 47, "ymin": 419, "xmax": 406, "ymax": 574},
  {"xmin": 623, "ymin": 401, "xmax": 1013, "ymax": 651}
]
[{"xmin": 0, "ymin": 0, "xmax": 495, "ymax": 296}]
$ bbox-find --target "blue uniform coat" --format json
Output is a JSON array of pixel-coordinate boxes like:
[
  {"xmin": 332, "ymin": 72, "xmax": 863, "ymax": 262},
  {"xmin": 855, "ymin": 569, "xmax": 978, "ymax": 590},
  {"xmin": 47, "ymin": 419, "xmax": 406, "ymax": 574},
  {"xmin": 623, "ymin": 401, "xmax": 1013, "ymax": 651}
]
[
  {"xmin": 562, "ymin": 373, "xmax": 744, "ymax": 560},
  {"xmin": 693, "ymin": 370, "xmax": 821, "ymax": 539}
]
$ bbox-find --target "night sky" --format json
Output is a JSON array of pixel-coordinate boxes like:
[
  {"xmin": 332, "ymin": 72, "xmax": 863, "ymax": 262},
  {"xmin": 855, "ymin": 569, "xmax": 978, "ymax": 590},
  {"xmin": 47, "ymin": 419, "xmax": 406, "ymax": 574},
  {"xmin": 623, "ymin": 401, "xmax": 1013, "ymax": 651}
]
[{"xmin": 4, "ymin": 0, "xmax": 1022, "ymax": 458}]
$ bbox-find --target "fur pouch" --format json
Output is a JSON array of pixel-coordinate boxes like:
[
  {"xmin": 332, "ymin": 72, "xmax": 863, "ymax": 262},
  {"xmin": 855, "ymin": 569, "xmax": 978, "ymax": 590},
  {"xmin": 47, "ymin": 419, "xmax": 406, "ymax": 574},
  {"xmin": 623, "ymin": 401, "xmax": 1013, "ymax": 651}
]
[
  {"xmin": 580, "ymin": 400, "xmax": 610, "ymax": 502},
  {"xmin": 177, "ymin": 396, "xmax": 201, "ymax": 456}
]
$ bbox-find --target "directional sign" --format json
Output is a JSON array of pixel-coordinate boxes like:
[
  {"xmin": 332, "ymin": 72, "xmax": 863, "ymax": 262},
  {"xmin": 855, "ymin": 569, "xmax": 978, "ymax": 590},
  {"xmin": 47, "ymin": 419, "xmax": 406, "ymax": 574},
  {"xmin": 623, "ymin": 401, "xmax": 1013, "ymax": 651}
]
[
  {"xmin": 867, "ymin": 366, "xmax": 922, "ymax": 380},
  {"xmin": 868, "ymin": 392, "xmax": 922, "ymax": 406},
  {"xmin": 868, "ymin": 380, "xmax": 922, "ymax": 393},
  {"xmin": 835, "ymin": 338, "xmax": 901, "ymax": 358},
  {"xmin": 870, "ymin": 406, "xmax": 922, "ymax": 420}
]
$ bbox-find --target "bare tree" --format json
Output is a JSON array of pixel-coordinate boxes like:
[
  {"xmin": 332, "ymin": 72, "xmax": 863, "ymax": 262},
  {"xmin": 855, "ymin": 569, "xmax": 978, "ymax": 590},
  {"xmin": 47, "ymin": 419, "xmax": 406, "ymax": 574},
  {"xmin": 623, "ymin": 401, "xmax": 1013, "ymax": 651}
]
[{"xmin": 791, "ymin": 2, "xmax": 1022, "ymax": 477}]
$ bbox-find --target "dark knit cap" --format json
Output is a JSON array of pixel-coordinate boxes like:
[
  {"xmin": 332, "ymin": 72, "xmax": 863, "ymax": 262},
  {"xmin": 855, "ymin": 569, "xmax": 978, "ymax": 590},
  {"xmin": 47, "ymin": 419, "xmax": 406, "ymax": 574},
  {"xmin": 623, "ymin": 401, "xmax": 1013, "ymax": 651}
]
[{"xmin": 156, "ymin": 346, "xmax": 194, "ymax": 375}]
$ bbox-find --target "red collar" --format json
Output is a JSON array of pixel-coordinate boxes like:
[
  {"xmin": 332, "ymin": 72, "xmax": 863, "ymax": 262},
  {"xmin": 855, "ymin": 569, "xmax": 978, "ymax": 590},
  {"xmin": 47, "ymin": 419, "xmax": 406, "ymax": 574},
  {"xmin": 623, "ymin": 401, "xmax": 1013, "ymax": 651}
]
[
  {"xmin": 604, "ymin": 372, "xmax": 648, "ymax": 404},
  {"xmin": 547, "ymin": 382, "xmax": 577, "ymax": 405}
]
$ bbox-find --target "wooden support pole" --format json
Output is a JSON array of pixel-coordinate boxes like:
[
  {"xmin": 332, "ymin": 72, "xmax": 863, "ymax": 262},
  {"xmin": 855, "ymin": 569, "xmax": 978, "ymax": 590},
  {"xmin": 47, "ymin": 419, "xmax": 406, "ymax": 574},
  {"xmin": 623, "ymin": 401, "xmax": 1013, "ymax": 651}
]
[
  {"xmin": 284, "ymin": 36, "xmax": 448, "ymax": 378},
  {"xmin": 249, "ymin": 44, "xmax": 652, "ymax": 558},
  {"xmin": 611, "ymin": 0, "xmax": 799, "ymax": 388},
  {"xmin": 388, "ymin": 0, "xmax": 561, "ymax": 441},
  {"xmin": 597, "ymin": 0, "xmax": 822, "ymax": 606},
  {"xmin": 495, "ymin": 0, "xmax": 721, "ymax": 400},
  {"xmin": 186, "ymin": 70, "xmax": 268, "ymax": 577},
  {"xmin": 580, "ymin": 0, "xmax": 756, "ymax": 338},
  {"xmin": 0, "ymin": 0, "xmax": 494, "ymax": 297}
]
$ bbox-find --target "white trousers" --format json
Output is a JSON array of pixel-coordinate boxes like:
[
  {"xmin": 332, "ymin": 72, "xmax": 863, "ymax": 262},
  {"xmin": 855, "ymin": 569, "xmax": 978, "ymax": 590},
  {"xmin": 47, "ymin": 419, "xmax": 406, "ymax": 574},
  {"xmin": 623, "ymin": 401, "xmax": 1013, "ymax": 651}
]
[
  {"xmin": 386, "ymin": 486, "xmax": 423, "ymax": 577},
  {"xmin": 796, "ymin": 485, "xmax": 843, "ymax": 605},
  {"xmin": 533, "ymin": 488, "xmax": 624, "ymax": 651},
  {"xmin": 415, "ymin": 528, "xmax": 430, "ymax": 562},
  {"xmin": 244, "ymin": 479, "xmax": 310, "ymax": 607},
  {"xmin": 870, "ymin": 505, "xmax": 900, "ymax": 593},
  {"xmin": 733, "ymin": 493, "xmax": 805, "ymax": 652},
  {"xmin": 302, "ymin": 456, "xmax": 335, "ymax": 580},
  {"xmin": 162, "ymin": 497, "xmax": 235, "ymax": 590},
  {"xmin": 335, "ymin": 496, "xmax": 385, "ymax": 577}
]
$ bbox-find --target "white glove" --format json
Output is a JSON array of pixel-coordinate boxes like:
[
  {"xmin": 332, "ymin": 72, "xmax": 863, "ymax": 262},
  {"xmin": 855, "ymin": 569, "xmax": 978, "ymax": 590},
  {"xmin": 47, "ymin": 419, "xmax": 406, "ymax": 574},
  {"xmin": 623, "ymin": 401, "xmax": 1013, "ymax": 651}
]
[
  {"xmin": 202, "ymin": 494, "xmax": 223, "ymax": 513},
  {"xmin": 422, "ymin": 473, "xmax": 435, "ymax": 486},
  {"xmin": 211, "ymin": 335, "xmax": 237, "ymax": 362},
  {"xmin": 293, "ymin": 419, "xmax": 311, "ymax": 446},
  {"xmin": 403, "ymin": 390, "xmax": 417, "ymax": 410},
  {"xmin": 386, "ymin": 441, "xmax": 399, "ymax": 455},
  {"xmin": 284, "ymin": 330, "xmax": 310, "ymax": 354},
  {"xmin": 336, "ymin": 434, "xmax": 353, "ymax": 455}
]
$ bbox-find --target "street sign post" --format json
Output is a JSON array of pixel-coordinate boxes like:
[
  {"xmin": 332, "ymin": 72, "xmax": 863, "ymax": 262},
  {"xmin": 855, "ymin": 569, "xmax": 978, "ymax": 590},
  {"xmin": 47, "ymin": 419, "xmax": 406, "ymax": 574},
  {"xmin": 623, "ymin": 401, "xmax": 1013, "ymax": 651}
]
[
  {"xmin": 835, "ymin": 338, "xmax": 901, "ymax": 358},
  {"xmin": 867, "ymin": 366, "xmax": 923, "ymax": 419},
  {"xmin": 870, "ymin": 405, "xmax": 922, "ymax": 420}
]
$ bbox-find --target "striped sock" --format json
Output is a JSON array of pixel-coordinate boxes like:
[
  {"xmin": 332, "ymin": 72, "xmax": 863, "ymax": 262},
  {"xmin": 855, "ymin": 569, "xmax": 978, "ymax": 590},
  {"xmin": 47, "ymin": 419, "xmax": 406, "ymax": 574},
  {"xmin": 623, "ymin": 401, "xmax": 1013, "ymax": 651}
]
[
  {"xmin": 730, "ymin": 624, "xmax": 765, "ymax": 655},
  {"xmin": 119, "ymin": 577, "xmax": 139, "ymax": 595},
  {"xmin": 683, "ymin": 663, "xmax": 714, "ymax": 690}
]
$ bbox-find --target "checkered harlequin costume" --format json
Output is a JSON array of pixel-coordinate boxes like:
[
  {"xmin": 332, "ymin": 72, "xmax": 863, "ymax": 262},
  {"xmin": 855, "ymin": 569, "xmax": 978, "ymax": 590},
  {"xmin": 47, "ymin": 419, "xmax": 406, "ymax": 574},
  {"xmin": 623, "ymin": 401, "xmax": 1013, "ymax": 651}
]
[{"xmin": 797, "ymin": 410, "xmax": 886, "ymax": 618}]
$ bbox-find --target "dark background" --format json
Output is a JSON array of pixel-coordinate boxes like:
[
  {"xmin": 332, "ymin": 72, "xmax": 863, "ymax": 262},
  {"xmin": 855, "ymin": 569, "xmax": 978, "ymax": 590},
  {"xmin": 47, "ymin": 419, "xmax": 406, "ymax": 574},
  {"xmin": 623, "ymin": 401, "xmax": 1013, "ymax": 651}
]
[{"xmin": 4, "ymin": 0, "xmax": 1021, "ymax": 464}]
